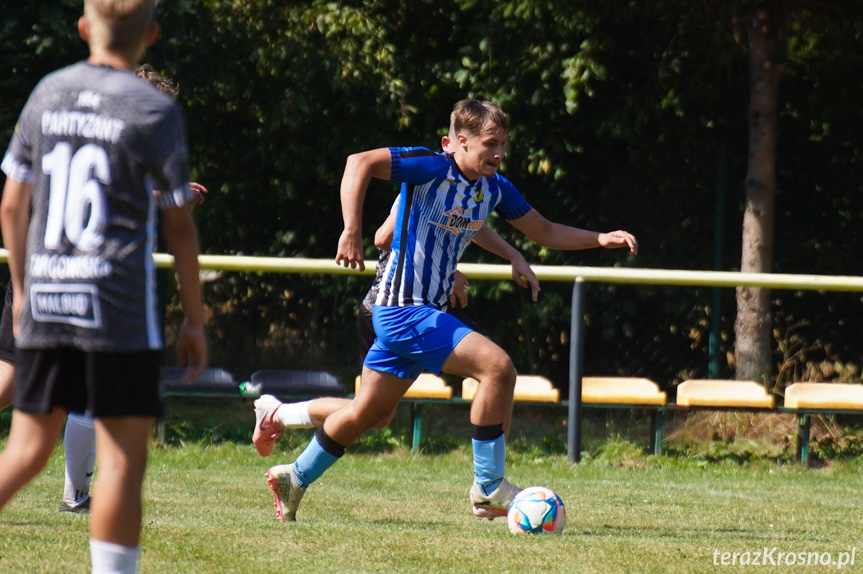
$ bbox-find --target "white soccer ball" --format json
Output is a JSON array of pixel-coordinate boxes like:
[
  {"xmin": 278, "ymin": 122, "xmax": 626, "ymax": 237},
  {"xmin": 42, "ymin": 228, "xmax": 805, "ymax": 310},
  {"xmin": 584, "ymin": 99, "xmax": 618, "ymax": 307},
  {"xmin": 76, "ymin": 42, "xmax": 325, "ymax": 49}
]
[{"xmin": 507, "ymin": 486, "xmax": 566, "ymax": 535}]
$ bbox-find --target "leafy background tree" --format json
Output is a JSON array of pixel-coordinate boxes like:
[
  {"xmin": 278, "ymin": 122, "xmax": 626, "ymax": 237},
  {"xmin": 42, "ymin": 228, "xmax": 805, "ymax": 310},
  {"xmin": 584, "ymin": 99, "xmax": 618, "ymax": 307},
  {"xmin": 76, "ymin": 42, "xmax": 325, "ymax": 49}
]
[{"xmin": 1, "ymin": 0, "xmax": 861, "ymax": 395}]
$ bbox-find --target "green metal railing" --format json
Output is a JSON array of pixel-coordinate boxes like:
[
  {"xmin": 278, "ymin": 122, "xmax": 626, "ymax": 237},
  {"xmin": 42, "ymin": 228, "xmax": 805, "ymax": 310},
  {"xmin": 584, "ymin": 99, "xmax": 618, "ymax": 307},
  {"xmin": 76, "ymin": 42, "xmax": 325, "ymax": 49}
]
[{"xmin": 5, "ymin": 249, "xmax": 863, "ymax": 462}]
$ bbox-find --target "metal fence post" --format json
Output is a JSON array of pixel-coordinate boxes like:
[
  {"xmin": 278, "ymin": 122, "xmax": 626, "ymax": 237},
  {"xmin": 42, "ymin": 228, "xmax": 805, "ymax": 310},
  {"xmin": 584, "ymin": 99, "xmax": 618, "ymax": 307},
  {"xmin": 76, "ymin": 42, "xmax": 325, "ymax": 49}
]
[
  {"xmin": 709, "ymin": 144, "xmax": 727, "ymax": 379},
  {"xmin": 568, "ymin": 278, "xmax": 586, "ymax": 463}
]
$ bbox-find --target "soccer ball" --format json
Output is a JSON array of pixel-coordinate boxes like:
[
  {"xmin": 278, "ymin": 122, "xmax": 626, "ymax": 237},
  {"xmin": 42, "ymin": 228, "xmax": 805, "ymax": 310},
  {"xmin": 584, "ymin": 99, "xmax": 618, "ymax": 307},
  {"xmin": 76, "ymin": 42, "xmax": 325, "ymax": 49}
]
[{"xmin": 507, "ymin": 486, "xmax": 566, "ymax": 535}]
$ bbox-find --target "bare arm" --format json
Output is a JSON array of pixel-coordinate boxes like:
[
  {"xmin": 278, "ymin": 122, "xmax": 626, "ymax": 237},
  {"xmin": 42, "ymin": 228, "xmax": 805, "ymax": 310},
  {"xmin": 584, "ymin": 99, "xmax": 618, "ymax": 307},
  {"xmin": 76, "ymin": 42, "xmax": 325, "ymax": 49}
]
[
  {"xmin": 374, "ymin": 209, "xmax": 397, "ymax": 250},
  {"xmin": 335, "ymin": 148, "xmax": 392, "ymax": 272},
  {"xmin": 162, "ymin": 206, "xmax": 208, "ymax": 382},
  {"xmin": 471, "ymin": 224, "xmax": 541, "ymax": 302},
  {"xmin": 507, "ymin": 209, "xmax": 638, "ymax": 255},
  {"xmin": 0, "ymin": 178, "xmax": 33, "ymax": 334}
]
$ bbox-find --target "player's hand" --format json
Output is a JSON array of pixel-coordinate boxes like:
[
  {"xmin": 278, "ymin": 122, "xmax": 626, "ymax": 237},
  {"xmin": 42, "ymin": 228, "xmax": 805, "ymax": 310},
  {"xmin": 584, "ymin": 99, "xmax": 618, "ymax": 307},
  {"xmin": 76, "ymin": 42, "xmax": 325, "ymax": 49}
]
[
  {"xmin": 189, "ymin": 182, "xmax": 208, "ymax": 204},
  {"xmin": 176, "ymin": 321, "xmax": 208, "ymax": 383},
  {"xmin": 336, "ymin": 229, "xmax": 365, "ymax": 272},
  {"xmin": 598, "ymin": 230, "xmax": 638, "ymax": 255},
  {"xmin": 511, "ymin": 254, "xmax": 541, "ymax": 302},
  {"xmin": 449, "ymin": 270, "xmax": 469, "ymax": 308}
]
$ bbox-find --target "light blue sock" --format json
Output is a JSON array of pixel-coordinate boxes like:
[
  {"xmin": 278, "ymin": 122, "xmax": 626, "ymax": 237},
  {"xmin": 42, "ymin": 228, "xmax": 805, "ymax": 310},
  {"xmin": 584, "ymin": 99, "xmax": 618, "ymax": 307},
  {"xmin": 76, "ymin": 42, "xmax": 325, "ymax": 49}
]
[
  {"xmin": 293, "ymin": 435, "xmax": 340, "ymax": 488},
  {"xmin": 472, "ymin": 434, "xmax": 506, "ymax": 495}
]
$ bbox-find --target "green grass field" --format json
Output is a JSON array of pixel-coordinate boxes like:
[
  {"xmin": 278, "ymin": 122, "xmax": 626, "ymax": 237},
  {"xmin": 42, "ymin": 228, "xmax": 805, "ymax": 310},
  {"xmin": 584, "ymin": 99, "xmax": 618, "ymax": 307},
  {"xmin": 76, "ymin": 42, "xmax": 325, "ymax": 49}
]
[{"xmin": 1, "ymin": 432, "xmax": 861, "ymax": 573}]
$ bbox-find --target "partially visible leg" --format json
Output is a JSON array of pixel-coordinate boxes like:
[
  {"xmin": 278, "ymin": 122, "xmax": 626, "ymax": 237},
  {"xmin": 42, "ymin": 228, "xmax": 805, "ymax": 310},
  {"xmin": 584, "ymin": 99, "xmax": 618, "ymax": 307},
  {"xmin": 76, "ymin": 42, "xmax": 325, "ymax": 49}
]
[
  {"xmin": 253, "ymin": 394, "xmax": 398, "ymax": 458},
  {"xmin": 322, "ymin": 367, "xmax": 413, "ymax": 446},
  {"xmin": 442, "ymin": 331, "xmax": 516, "ymax": 432},
  {"xmin": 0, "ymin": 408, "xmax": 66, "ymax": 509},
  {"xmin": 0, "ymin": 281, "xmax": 15, "ymax": 412},
  {"xmin": 274, "ymin": 396, "xmax": 349, "ymax": 429},
  {"xmin": 368, "ymin": 404, "xmax": 398, "ymax": 430},
  {"xmin": 60, "ymin": 410, "xmax": 96, "ymax": 513},
  {"xmin": 265, "ymin": 368, "xmax": 412, "ymax": 522},
  {"xmin": 0, "ymin": 359, "xmax": 15, "ymax": 411},
  {"xmin": 89, "ymin": 416, "xmax": 152, "ymax": 573},
  {"xmin": 278, "ymin": 396, "xmax": 395, "ymax": 430},
  {"xmin": 441, "ymin": 332, "xmax": 519, "ymax": 519}
]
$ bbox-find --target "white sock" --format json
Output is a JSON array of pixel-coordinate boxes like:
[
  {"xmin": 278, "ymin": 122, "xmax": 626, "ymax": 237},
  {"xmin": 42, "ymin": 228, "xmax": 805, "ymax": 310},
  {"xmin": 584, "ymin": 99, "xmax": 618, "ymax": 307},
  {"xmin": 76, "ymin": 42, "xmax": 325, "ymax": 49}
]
[
  {"xmin": 90, "ymin": 538, "xmax": 139, "ymax": 574},
  {"xmin": 276, "ymin": 400, "xmax": 314, "ymax": 428},
  {"xmin": 63, "ymin": 411, "xmax": 96, "ymax": 505}
]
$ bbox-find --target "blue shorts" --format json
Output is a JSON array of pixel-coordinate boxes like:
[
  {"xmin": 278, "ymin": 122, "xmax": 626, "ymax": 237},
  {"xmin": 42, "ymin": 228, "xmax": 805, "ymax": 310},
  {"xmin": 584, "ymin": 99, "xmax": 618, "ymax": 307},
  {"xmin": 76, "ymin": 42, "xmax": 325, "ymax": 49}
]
[{"xmin": 364, "ymin": 305, "xmax": 473, "ymax": 380}]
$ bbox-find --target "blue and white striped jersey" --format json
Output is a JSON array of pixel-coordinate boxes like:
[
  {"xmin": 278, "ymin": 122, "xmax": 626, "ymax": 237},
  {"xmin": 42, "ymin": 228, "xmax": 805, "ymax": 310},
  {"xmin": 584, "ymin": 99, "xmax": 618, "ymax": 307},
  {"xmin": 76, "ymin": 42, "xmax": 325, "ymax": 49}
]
[{"xmin": 375, "ymin": 147, "xmax": 531, "ymax": 308}]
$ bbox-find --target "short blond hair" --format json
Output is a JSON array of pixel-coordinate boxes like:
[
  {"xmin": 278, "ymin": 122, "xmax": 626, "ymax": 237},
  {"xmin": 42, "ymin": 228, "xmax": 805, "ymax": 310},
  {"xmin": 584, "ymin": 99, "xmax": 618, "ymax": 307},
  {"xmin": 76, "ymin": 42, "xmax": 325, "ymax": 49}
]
[
  {"xmin": 449, "ymin": 100, "xmax": 510, "ymax": 138},
  {"xmin": 84, "ymin": 0, "xmax": 156, "ymax": 54}
]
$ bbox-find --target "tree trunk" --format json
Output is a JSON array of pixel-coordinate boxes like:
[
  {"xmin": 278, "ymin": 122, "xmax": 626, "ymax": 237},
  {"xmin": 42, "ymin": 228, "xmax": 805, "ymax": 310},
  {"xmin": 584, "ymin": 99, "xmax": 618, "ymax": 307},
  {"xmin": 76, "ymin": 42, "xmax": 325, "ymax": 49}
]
[{"xmin": 733, "ymin": 2, "xmax": 784, "ymax": 385}]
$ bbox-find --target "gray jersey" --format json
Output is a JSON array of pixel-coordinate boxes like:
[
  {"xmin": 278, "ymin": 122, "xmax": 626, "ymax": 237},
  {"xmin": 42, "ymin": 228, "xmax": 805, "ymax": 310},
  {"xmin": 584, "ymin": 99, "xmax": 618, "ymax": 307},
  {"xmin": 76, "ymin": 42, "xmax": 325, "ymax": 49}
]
[{"xmin": 1, "ymin": 62, "xmax": 194, "ymax": 351}]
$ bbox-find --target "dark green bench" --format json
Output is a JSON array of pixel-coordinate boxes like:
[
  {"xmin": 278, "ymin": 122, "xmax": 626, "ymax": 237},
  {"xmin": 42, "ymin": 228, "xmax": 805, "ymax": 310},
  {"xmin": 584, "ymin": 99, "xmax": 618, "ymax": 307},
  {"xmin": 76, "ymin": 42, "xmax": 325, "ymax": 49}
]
[{"xmin": 779, "ymin": 382, "xmax": 863, "ymax": 465}]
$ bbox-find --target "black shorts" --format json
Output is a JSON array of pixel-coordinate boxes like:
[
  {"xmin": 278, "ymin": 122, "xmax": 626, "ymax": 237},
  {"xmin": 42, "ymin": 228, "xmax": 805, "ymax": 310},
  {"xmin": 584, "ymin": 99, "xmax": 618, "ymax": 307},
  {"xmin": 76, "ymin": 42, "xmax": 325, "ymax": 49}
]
[
  {"xmin": 15, "ymin": 347, "xmax": 163, "ymax": 417},
  {"xmin": 356, "ymin": 301, "xmax": 376, "ymax": 365},
  {"xmin": 0, "ymin": 283, "xmax": 15, "ymax": 363}
]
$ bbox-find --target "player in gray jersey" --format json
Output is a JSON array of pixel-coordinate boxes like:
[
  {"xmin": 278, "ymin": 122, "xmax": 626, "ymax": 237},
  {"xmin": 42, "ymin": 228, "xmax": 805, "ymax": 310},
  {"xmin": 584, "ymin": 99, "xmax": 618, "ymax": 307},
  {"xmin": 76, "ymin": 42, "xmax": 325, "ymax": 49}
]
[
  {"xmin": 0, "ymin": 2, "xmax": 207, "ymax": 574},
  {"xmin": 3, "ymin": 57, "xmax": 191, "ymax": 351},
  {"xmin": 0, "ymin": 64, "xmax": 208, "ymax": 517}
]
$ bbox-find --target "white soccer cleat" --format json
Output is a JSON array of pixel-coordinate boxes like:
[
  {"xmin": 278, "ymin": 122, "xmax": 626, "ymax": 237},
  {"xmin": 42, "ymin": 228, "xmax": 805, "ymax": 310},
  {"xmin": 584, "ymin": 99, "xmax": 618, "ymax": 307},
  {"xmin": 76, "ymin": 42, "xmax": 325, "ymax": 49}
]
[
  {"xmin": 470, "ymin": 479, "xmax": 521, "ymax": 520},
  {"xmin": 265, "ymin": 463, "xmax": 306, "ymax": 523},
  {"xmin": 253, "ymin": 394, "xmax": 284, "ymax": 457}
]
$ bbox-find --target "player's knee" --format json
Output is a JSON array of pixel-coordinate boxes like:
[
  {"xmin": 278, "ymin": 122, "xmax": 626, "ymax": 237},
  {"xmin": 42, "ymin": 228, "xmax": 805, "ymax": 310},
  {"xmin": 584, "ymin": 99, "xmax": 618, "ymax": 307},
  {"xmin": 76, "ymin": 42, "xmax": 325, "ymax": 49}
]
[
  {"xmin": 486, "ymin": 352, "xmax": 516, "ymax": 386},
  {"xmin": 350, "ymin": 400, "xmax": 396, "ymax": 431},
  {"xmin": 371, "ymin": 408, "xmax": 397, "ymax": 430},
  {"xmin": 366, "ymin": 404, "xmax": 396, "ymax": 428}
]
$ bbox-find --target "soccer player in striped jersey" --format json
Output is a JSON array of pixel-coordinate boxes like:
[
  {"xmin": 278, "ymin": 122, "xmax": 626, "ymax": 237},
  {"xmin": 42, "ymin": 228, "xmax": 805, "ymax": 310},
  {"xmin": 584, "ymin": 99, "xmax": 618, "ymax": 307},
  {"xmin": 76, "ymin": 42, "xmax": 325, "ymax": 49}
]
[
  {"xmin": 0, "ymin": 2, "xmax": 207, "ymax": 572},
  {"xmin": 261, "ymin": 99, "xmax": 636, "ymax": 523},
  {"xmin": 253, "ymin": 200, "xmax": 541, "ymax": 453},
  {"xmin": 252, "ymin": 134, "xmax": 541, "ymax": 455}
]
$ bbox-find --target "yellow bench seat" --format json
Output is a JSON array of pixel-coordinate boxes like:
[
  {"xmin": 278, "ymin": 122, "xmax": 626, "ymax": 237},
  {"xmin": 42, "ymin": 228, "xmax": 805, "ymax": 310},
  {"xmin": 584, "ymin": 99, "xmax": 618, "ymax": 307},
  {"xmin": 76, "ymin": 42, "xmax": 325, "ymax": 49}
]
[
  {"xmin": 355, "ymin": 372, "xmax": 453, "ymax": 400},
  {"xmin": 462, "ymin": 375, "xmax": 560, "ymax": 403},
  {"xmin": 784, "ymin": 383, "xmax": 863, "ymax": 410},
  {"xmin": 676, "ymin": 379, "xmax": 774, "ymax": 409},
  {"xmin": 582, "ymin": 377, "xmax": 666, "ymax": 406}
]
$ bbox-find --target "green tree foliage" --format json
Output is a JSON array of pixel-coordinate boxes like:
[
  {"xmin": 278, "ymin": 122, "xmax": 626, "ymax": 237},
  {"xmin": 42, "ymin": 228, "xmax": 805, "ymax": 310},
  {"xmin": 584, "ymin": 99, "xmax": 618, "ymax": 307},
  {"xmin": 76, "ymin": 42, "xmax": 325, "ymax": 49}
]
[
  {"xmin": 0, "ymin": 2, "xmax": 86, "ymax": 144},
  {"xmin": 1, "ymin": 1, "xmax": 861, "ymax": 390}
]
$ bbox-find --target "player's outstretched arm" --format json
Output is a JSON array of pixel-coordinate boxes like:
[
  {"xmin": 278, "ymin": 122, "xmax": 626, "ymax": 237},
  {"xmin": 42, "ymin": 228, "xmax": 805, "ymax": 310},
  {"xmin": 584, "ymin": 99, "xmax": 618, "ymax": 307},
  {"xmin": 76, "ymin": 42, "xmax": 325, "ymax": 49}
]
[
  {"xmin": 335, "ymin": 148, "xmax": 392, "ymax": 272},
  {"xmin": 508, "ymin": 209, "xmax": 638, "ymax": 256},
  {"xmin": 471, "ymin": 224, "xmax": 541, "ymax": 302},
  {"xmin": 162, "ymin": 205, "xmax": 208, "ymax": 382}
]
